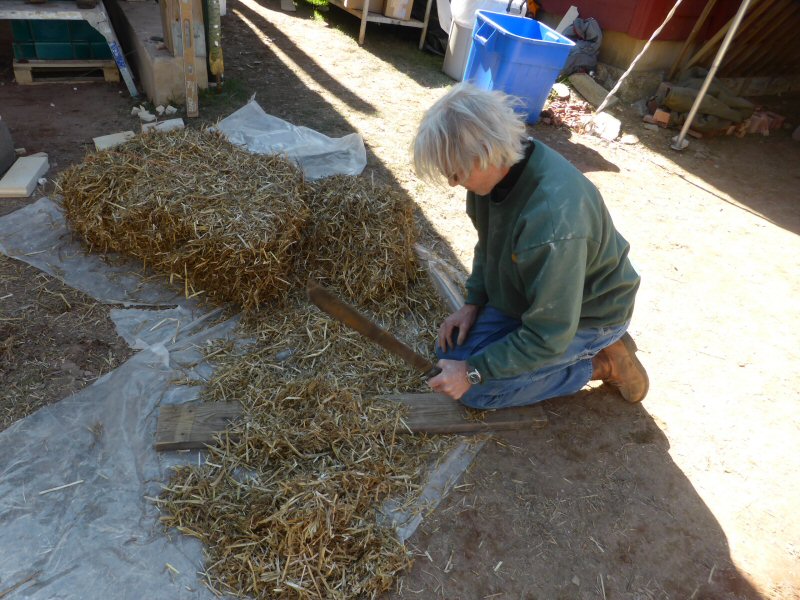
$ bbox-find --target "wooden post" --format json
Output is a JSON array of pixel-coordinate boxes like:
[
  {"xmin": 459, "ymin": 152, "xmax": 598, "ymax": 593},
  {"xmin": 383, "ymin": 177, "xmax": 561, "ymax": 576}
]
[
  {"xmin": 418, "ymin": 0, "xmax": 434, "ymax": 50},
  {"xmin": 179, "ymin": 0, "xmax": 199, "ymax": 117},
  {"xmin": 160, "ymin": 0, "xmax": 179, "ymax": 55},
  {"xmin": 358, "ymin": 0, "xmax": 371, "ymax": 45}
]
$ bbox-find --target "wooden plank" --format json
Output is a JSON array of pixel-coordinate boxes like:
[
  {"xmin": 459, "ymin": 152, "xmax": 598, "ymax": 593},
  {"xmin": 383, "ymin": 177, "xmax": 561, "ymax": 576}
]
[
  {"xmin": 154, "ymin": 401, "xmax": 242, "ymax": 451},
  {"xmin": 719, "ymin": 0, "xmax": 790, "ymax": 72},
  {"xmin": 154, "ymin": 393, "xmax": 548, "ymax": 450},
  {"xmin": 685, "ymin": 0, "xmax": 778, "ymax": 69},
  {"xmin": 739, "ymin": 5, "xmax": 800, "ymax": 74},
  {"xmin": 667, "ymin": 0, "xmax": 718, "ymax": 80},
  {"xmin": 179, "ymin": 0, "xmax": 199, "ymax": 117},
  {"xmin": 390, "ymin": 392, "xmax": 548, "ymax": 434}
]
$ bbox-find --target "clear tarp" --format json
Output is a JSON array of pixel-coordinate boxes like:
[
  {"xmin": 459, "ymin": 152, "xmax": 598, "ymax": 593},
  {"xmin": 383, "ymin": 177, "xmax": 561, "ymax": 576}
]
[{"xmin": 0, "ymin": 104, "xmax": 478, "ymax": 599}]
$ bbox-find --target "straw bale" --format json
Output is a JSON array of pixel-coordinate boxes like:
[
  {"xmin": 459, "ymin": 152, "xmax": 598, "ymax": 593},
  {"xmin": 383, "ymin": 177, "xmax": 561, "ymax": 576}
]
[{"xmin": 58, "ymin": 129, "xmax": 309, "ymax": 309}]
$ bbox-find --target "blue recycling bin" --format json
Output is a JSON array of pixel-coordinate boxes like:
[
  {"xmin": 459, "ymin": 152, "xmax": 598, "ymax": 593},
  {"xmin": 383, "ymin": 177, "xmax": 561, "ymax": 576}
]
[{"xmin": 463, "ymin": 11, "xmax": 575, "ymax": 124}]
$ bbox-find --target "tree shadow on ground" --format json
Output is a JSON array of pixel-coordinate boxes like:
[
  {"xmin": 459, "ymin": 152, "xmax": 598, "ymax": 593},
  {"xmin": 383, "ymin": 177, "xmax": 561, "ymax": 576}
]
[{"xmin": 388, "ymin": 387, "xmax": 764, "ymax": 599}]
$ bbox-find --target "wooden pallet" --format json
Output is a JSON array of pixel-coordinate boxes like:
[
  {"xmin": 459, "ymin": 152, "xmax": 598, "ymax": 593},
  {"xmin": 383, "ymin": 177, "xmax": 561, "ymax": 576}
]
[{"xmin": 13, "ymin": 59, "xmax": 119, "ymax": 85}]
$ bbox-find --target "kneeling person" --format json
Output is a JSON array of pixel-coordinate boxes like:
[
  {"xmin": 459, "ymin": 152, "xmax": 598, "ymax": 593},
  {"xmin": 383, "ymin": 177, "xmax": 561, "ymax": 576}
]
[{"xmin": 413, "ymin": 83, "xmax": 649, "ymax": 409}]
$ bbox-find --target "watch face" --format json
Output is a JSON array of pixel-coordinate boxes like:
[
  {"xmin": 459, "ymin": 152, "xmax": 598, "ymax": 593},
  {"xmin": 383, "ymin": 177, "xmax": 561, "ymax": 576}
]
[{"xmin": 467, "ymin": 369, "xmax": 481, "ymax": 385}]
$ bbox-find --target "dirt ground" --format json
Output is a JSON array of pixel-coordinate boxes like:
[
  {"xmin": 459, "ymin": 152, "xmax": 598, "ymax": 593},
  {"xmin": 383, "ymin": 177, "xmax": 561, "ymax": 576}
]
[{"xmin": 1, "ymin": 1, "xmax": 799, "ymax": 598}]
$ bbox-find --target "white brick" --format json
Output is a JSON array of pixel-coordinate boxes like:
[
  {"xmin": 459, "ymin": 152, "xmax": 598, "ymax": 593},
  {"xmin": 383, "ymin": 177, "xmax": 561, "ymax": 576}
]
[
  {"xmin": 0, "ymin": 156, "xmax": 49, "ymax": 198},
  {"xmin": 93, "ymin": 131, "xmax": 136, "ymax": 151},
  {"xmin": 142, "ymin": 118, "xmax": 185, "ymax": 134}
]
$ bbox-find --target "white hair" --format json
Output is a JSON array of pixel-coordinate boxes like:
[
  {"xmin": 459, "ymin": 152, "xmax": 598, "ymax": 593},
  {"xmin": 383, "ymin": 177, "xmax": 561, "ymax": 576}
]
[{"xmin": 413, "ymin": 83, "xmax": 528, "ymax": 182}]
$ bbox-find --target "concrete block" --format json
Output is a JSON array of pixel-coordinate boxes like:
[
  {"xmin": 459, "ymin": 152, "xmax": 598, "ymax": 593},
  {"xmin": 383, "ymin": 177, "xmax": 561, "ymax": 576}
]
[
  {"xmin": 569, "ymin": 73, "xmax": 617, "ymax": 110},
  {"xmin": 0, "ymin": 155, "xmax": 49, "ymax": 198},
  {"xmin": 138, "ymin": 111, "xmax": 157, "ymax": 123},
  {"xmin": 156, "ymin": 105, "xmax": 165, "ymax": 115},
  {"xmin": 165, "ymin": 105, "xmax": 178, "ymax": 115},
  {"xmin": 142, "ymin": 118, "xmax": 185, "ymax": 133},
  {"xmin": 94, "ymin": 131, "xmax": 136, "ymax": 151}
]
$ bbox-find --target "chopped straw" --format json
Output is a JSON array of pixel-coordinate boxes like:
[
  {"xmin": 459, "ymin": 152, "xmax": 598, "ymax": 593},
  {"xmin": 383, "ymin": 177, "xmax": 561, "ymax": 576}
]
[{"xmin": 57, "ymin": 129, "xmax": 455, "ymax": 598}]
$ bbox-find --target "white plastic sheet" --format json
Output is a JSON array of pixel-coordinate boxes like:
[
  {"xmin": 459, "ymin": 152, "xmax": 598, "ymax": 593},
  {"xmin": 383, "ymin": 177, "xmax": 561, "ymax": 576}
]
[
  {"xmin": 0, "ymin": 198, "xmax": 192, "ymax": 307},
  {"xmin": 216, "ymin": 99, "xmax": 367, "ymax": 180},
  {"xmin": 0, "ymin": 310, "xmax": 239, "ymax": 599}
]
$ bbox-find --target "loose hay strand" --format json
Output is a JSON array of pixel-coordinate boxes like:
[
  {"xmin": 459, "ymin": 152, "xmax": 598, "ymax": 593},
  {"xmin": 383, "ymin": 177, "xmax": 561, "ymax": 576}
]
[{"xmin": 58, "ymin": 129, "xmax": 454, "ymax": 599}]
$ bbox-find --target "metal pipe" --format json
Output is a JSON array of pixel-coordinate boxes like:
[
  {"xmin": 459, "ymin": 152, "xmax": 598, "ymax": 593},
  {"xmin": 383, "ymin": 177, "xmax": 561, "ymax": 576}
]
[{"xmin": 671, "ymin": 0, "xmax": 754, "ymax": 150}]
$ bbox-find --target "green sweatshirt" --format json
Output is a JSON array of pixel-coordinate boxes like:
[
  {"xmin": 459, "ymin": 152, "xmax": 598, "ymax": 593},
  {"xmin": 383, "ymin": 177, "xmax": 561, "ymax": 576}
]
[{"xmin": 463, "ymin": 141, "xmax": 640, "ymax": 380}]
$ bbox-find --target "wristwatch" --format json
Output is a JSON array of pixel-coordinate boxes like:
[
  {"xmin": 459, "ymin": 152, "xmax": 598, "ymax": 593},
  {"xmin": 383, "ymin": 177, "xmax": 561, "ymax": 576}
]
[{"xmin": 466, "ymin": 366, "xmax": 482, "ymax": 385}]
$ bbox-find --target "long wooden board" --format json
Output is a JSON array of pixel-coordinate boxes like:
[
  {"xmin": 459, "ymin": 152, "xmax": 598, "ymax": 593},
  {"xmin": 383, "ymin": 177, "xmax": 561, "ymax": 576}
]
[
  {"xmin": 154, "ymin": 394, "xmax": 547, "ymax": 450},
  {"xmin": 391, "ymin": 393, "xmax": 548, "ymax": 434}
]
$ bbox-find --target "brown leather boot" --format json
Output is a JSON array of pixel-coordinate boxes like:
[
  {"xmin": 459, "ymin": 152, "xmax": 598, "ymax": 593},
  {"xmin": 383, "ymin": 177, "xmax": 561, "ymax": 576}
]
[{"xmin": 591, "ymin": 333, "xmax": 649, "ymax": 403}]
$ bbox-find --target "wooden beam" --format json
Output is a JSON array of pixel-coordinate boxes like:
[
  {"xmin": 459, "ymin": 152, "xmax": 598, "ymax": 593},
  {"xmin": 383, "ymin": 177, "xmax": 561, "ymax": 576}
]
[
  {"xmin": 739, "ymin": 8, "xmax": 800, "ymax": 75},
  {"xmin": 668, "ymin": 0, "xmax": 719, "ymax": 80},
  {"xmin": 719, "ymin": 0, "xmax": 790, "ymax": 73},
  {"xmin": 686, "ymin": 0, "xmax": 778, "ymax": 69}
]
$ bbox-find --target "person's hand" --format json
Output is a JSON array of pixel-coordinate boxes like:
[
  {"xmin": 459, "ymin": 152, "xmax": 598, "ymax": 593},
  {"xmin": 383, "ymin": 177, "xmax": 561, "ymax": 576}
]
[
  {"xmin": 438, "ymin": 304, "xmax": 480, "ymax": 353},
  {"xmin": 428, "ymin": 359, "xmax": 471, "ymax": 400}
]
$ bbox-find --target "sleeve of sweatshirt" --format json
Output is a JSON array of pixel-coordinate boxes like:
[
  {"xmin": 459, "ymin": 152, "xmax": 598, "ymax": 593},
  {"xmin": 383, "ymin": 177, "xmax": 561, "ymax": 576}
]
[
  {"xmin": 466, "ymin": 237, "xmax": 590, "ymax": 379},
  {"xmin": 463, "ymin": 195, "xmax": 488, "ymax": 306}
]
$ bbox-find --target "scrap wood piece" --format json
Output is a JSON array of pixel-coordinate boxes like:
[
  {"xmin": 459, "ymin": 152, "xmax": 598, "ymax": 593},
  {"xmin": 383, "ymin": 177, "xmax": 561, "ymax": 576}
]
[
  {"xmin": 155, "ymin": 394, "xmax": 548, "ymax": 449},
  {"xmin": 155, "ymin": 401, "xmax": 242, "ymax": 451},
  {"xmin": 390, "ymin": 392, "xmax": 548, "ymax": 434},
  {"xmin": 568, "ymin": 73, "xmax": 617, "ymax": 110}
]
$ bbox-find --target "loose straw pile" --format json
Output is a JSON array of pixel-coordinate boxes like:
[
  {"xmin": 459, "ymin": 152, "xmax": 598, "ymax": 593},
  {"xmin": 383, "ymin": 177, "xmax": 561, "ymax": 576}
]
[{"xmin": 58, "ymin": 130, "xmax": 452, "ymax": 598}]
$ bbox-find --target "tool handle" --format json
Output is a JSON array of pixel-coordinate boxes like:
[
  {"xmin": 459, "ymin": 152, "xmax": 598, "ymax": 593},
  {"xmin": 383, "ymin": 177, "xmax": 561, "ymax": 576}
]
[{"xmin": 423, "ymin": 365, "xmax": 442, "ymax": 380}]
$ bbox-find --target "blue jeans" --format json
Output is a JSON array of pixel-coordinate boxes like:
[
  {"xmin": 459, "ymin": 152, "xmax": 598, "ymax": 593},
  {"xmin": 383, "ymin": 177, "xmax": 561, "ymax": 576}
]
[{"xmin": 436, "ymin": 306, "xmax": 629, "ymax": 409}]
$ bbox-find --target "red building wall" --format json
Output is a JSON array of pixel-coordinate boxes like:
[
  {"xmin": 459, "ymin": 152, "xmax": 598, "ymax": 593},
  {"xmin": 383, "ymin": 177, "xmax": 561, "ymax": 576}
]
[{"xmin": 543, "ymin": 0, "xmax": 740, "ymax": 41}]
